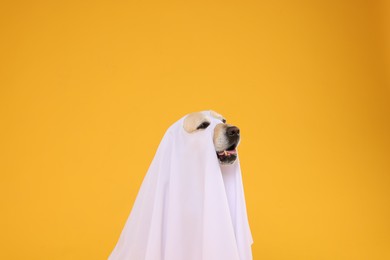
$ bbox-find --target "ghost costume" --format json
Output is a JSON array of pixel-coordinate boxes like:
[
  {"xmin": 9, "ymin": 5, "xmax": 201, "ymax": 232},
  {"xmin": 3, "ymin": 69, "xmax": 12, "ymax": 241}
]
[{"xmin": 108, "ymin": 111, "xmax": 253, "ymax": 260}]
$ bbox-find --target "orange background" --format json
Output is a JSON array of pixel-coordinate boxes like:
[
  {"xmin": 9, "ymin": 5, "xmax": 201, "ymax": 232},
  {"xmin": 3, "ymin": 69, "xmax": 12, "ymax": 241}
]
[{"xmin": 1, "ymin": 1, "xmax": 389, "ymax": 259}]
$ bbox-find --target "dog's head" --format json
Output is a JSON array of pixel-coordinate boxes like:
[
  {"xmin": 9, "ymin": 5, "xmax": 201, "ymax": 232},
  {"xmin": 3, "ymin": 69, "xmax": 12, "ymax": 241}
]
[{"xmin": 183, "ymin": 110, "xmax": 240, "ymax": 165}]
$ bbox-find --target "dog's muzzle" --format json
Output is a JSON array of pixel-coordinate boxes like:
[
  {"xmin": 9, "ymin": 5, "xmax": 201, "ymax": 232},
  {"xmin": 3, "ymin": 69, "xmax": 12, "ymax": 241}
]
[{"xmin": 216, "ymin": 126, "xmax": 240, "ymax": 164}]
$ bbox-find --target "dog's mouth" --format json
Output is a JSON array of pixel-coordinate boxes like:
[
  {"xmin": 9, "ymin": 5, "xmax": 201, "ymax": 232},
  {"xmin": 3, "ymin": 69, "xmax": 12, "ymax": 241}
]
[{"xmin": 216, "ymin": 143, "xmax": 238, "ymax": 165}]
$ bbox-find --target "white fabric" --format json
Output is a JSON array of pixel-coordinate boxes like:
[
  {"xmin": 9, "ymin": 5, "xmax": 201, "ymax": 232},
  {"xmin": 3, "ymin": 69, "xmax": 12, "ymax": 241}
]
[{"xmin": 108, "ymin": 111, "xmax": 253, "ymax": 260}]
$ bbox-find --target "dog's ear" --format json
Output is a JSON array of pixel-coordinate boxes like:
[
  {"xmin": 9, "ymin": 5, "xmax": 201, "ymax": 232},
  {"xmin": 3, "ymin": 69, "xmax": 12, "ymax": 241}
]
[{"xmin": 183, "ymin": 112, "xmax": 210, "ymax": 133}]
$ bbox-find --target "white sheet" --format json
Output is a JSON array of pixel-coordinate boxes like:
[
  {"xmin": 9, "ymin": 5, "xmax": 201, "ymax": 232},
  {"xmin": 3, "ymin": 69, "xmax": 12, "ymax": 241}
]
[{"xmin": 108, "ymin": 111, "xmax": 253, "ymax": 260}]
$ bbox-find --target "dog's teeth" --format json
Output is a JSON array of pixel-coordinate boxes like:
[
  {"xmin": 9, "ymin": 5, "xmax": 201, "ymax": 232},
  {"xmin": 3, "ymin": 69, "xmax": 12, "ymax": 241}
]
[{"xmin": 224, "ymin": 151, "xmax": 228, "ymax": 156}]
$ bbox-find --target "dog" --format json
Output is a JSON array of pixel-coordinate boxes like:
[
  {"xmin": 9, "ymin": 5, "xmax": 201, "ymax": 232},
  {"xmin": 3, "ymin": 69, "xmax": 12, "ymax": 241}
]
[
  {"xmin": 108, "ymin": 110, "xmax": 252, "ymax": 260},
  {"xmin": 183, "ymin": 110, "xmax": 240, "ymax": 165}
]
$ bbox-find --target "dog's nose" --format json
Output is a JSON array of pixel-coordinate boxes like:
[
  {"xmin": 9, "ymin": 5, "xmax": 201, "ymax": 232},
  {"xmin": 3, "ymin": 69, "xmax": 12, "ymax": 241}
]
[{"xmin": 227, "ymin": 126, "xmax": 240, "ymax": 136}]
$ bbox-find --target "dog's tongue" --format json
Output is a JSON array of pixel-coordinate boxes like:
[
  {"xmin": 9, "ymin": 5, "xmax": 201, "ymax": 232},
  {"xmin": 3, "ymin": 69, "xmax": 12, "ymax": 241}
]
[{"xmin": 218, "ymin": 149, "xmax": 237, "ymax": 156}]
